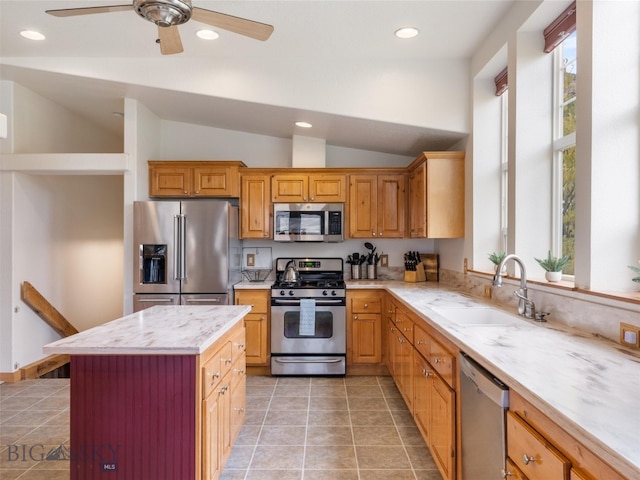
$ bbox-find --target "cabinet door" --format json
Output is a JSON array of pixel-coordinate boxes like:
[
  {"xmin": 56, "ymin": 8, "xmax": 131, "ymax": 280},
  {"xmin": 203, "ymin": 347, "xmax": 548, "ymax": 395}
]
[
  {"xmin": 351, "ymin": 313, "xmax": 382, "ymax": 364},
  {"xmin": 408, "ymin": 161, "xmax": 426, "ymax": 237},
  {"xmin": 193, "ymin": 165, "xmax": 238, "ymax": 197},
  {"xmin": 203, "ymin": 390, "xmax": 221, "ymax": 480},
  {"xmin": 309, "ymin": 174, "xmax": 346, "ymax": 202},
  {"xmin": 349, "ymin": 174, "xmax": 378, "ymax": 238},
  {"xmin": 377, "ymin": 174, "xmax": 406, "ymax": 238},
  {"xmin": 386, "ymin": 317, "xmax": 397, "ymax": 377},
  {"xmin": 240, "ymin": 174, "xmax": 272, "ymax": 239},
  {"xmin": 397, "ymin": 332, "xmax": 413, "ymax": 410},
  {"xmin": 271, "ymin": 174, "xmax": 309, "ymax": 202},
  {"xmin": 230, "ymin": 360, "xmax": 246, "ymax": 444},
  {"xmin": 429, "ymin": 374, "xmax": 456, "ymax": 480},
  {"xmin": 413, "ymin": 353, "xmax": 431, "ymax": 443},
  {"xmin": 426, "ymin": 156, "xmax": 465, "ymax": 238},
  {"xmin": 149, "ymin": 165, "xmax": 192, "ymax": 197}
]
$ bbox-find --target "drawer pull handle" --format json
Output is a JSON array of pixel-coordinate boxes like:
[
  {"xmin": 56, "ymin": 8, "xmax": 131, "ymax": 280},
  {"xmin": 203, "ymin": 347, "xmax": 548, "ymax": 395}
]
[
  {"xmin": 225, "ymin": 357, "xmax": 233, "ymax": 364},
  {"xmin": 235, "ymin": 407, "xmax": 245, "ymax": 413},
  {"xmin": 433, "ymin": 357, "xmax": 441, "ymax": 364},
  {"xmin": 235, "ymin": 343, "xmax": 245, "ymax": 349},
  {"xmin": 522, "ymin": 454, "xmax": 536, "ymax": 465},
  {"xmin": 417, "ymin": 340, "xmax": 424, "ymax": 345}
]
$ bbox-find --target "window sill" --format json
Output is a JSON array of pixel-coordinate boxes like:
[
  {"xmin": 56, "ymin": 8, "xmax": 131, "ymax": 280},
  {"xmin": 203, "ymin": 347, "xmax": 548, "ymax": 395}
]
[{"xmin": 467, "ymin": 269, "xmax": 640, "ymax": 306}]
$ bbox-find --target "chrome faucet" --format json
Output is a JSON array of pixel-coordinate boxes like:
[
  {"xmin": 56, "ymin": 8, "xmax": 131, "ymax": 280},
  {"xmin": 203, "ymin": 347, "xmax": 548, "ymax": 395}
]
[{"xmin": 492, "ymin": 254, "xmax": 536, "ymax": 319}]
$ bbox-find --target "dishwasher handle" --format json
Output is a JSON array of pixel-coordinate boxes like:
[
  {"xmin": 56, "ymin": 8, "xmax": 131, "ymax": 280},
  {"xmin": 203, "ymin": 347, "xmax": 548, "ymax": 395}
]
[{"xmin": 459, "ymin": 353, "xmax": 509, "ymax": 408}]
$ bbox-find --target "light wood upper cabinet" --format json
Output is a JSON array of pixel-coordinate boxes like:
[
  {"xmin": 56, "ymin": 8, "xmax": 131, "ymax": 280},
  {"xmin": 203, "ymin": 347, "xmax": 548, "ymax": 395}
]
[
  {"xmin": 407, "ymin": 151, "xmax": 465, "ymax": 238},
  {"xmin": 148, "ymin": 161, "xmax": 245, "ymax": 198},
  {"xmin": 271, "ymin": 173, "xmax": 346, "ymax": 203},
  {"xmin": 349, "ymin": 173, "xmax": 406, "ymax": 238},
  {"xmin": 240, "ymin": 173, "xmax": 271, "ymax": 239}
]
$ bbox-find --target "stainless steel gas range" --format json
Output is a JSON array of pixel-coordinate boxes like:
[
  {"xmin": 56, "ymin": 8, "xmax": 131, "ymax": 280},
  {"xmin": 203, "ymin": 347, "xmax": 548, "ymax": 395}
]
[{"xmin": 270, "ymin": 257, "xmax": 346, "ymax": 375}]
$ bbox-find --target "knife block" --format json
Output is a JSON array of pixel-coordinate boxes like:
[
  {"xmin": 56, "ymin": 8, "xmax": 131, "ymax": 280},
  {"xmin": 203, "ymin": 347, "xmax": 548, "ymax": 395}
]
[{"xmin": 404, "ymin": 262, "xmax": 426, "ymax": 282}]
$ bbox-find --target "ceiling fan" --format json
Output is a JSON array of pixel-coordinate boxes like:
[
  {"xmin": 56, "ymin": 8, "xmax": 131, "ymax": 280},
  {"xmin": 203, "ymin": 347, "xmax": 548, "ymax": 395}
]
[{"xmin": 46, "ymin": 0, "xmax": 274, "ymax": 55}]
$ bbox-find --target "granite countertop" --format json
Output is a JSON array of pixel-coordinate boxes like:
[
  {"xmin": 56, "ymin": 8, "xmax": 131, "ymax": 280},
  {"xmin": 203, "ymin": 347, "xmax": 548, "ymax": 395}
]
[{"xmin": 43, "ymin": 305, "xmax": 251, "ymax": 355}]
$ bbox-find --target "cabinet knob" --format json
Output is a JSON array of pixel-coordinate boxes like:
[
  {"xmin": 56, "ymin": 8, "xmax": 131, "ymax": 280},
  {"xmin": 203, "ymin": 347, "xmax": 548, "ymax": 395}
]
[
  {"xmin": 354, "ymin": 315, "xmax": 359, "ymax": 320},
  {"xmin": 372, "ymin": 232, "xmax": 377, "ymax": 236},
  {"xmin": 183, "ymin": 190, "xmax": 188, "ymax": 194},
  {"xmin": 379, "ymin": 233, "xmax": 383, "ymax": 237},
  {"xmin": 195, "ymin": 190, "xmax": 199, "ymax": 194},
  {"xmin": 364, "ymin": 303, "xmax": 368, "ymax": 308},
  {"xmin": 522, "ymin": 454, "xmax": 536, "ymax": 465},
  {"xmin": 263, "ymin": 233, "xmax": 269, "ymax": 237},
  {"xmin": 310, "ymin": 197, "xmax": 314, "ymax": 201}
]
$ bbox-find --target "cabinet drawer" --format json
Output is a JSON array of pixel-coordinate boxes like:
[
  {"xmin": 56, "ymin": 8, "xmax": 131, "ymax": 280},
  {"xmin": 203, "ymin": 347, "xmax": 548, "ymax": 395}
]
[
  {"xmin": 504, "ymin": 458, "xmax": 528, "ymax": 480},
  {"xmin": 203, "ymin": 341, "xmax": 233, "ymax": 399},
  {"xmin": 429, "ymin": 337, "xmax": 455, "ymax": 388},
  {"xmin": 235, "ymin": 291, "xmax": 268, "ymax": 313},
  {"xmin": 231, "ymin": 328, "xmax": 246, "ymax": 364},
  {"xmin": 507, "ymin": 411, "xmax": 571, "ymax": 480},
  {"xmin": 414, "ymin": 325, "xmax": 430, "ymax": 360},
  {"xmin": 351, "ymin": 297, "xmax": 382, "ymax": 313}
]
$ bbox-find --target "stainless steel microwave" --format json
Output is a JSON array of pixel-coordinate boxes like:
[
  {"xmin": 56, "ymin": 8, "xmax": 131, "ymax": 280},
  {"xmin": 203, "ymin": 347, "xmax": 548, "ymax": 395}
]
[{"xmin": 273, "ymin": 203, "xmax": 344, "ymax": 242}]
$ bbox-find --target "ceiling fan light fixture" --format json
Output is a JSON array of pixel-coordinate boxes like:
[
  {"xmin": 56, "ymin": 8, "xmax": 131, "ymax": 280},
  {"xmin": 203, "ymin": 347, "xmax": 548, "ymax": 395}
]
[
  {"xmin": 394, "ymin": 27, "xmax": 419, "ymax": 39},
  {"xmin": 134, "ymin": 0, "xmax": 191, "ymax": 26},
  {"xmin": 20, "ymin": 30, "xmax": 46, "ymax": 41},
  {"xmin": 295, "ymin": 121, "xmax": 313, "ymax": 128},
  {"xmin": 196, "ymin": 29, "xmax": 219, "ymax": 40}
]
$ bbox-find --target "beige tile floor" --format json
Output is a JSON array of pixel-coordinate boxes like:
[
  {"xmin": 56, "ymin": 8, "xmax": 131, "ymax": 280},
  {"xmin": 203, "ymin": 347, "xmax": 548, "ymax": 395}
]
[{"xmin": 0, "ymin": 376, "xmax": 441, "ymax": 480}]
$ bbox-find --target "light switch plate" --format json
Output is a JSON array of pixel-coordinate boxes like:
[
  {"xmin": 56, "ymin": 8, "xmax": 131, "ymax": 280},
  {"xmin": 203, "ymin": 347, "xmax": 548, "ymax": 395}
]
[{"xmin": 380, "ymin": 254, "xmax": 388, "ymax": 267}]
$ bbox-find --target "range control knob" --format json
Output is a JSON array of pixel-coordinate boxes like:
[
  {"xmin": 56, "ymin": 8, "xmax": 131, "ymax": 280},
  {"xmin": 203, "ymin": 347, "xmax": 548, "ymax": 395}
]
[
  {"xmin": 279, "ymin": 290, "xmax": 286, "ymax": 296},
  {"xmin": 323, "ymin": 290, "xmax": 328, "ymax": 296},
  {"xmin": 331, "ymin": 290, "xmax": 337, "ymax": 296},
  {"xmin": 288, "ymin": 290, "xmax": 295, "ymax": 296}
]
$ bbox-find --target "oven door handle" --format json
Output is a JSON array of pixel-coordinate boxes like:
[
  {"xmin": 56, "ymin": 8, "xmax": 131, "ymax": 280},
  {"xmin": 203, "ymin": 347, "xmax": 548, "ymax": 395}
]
[
  {"xmin": 272, "ymin": 298, "xmax": 344, "ymax": 306},
  {"xmin": 274, "ymin": 358, "xmax": 343, "ymax": 364}
]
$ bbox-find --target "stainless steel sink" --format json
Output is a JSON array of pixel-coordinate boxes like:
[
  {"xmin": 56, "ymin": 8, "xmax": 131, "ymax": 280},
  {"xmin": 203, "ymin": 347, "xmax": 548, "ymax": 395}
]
[{"xmin": 431, "ymin": 307, "xmax": 522, "ymax": 327}]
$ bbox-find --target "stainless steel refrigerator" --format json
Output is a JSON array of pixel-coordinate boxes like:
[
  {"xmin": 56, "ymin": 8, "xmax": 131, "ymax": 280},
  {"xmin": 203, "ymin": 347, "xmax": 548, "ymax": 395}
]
[{"xmin": 133, "ymin": 200, "xmax": 242, "ymax": 312}]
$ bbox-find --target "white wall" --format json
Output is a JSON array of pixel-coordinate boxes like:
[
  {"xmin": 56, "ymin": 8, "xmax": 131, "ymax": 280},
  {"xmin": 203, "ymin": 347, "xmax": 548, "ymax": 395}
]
[
  {"xmin": 5, "ymin": 81, "xmax": 121, "ymax": 154},
  {"xmin": 8, "ymin": 174, "xmax": 123, "ymax": 371}
]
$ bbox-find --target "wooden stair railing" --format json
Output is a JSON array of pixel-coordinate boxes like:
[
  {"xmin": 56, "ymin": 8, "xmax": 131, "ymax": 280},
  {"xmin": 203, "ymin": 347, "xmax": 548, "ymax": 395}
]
[{"xmin": 19, "ymin": 281, "xmax": 79, "ymax": 380}]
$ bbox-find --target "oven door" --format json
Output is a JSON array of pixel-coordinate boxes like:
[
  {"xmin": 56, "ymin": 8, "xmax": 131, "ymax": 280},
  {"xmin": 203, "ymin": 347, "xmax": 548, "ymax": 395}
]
[{"xmin": 271, "ymin": 299, "xmax": 346, "ymax": 355}]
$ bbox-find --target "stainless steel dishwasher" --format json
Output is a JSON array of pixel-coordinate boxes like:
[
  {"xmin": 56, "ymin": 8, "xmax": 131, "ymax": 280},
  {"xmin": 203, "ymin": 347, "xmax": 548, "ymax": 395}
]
[{"xmin": 459, "ymin": 352, "xmax": 510, "ymax": 480}]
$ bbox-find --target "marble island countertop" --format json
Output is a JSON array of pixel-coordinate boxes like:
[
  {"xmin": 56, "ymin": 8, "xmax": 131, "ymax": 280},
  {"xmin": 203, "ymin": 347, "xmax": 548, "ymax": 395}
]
[{"xmin": 43, "ymin": 305, "xmax": 251, "ymax": 355}]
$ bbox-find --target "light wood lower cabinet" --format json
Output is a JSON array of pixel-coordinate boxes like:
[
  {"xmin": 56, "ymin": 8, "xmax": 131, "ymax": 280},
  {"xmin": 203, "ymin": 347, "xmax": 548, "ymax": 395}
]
[
  {"xmin": 347, "ymin": 290, "xmax": 384, "ymax": 366},
  {"xmin": 509, "ymin": 390, "xmax": 626, "ymax": 480},
  {"xmin": 201, "ymin": 321, "xmax": 246, "ymax": 480},
  {"xmin": 234, "ymin": 290, "xmax": 270, "ymax": 366}
]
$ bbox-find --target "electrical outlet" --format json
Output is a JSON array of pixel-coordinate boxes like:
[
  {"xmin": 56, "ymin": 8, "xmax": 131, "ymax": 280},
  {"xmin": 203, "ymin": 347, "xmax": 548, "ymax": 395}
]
[
  {"xmin": 483, "ymin": 285, "xmax": 492, "ymax": 298},
  {"xmin": 380, "ymin": 254, "xmax": 388, "ymax": 267},
  {"xmin": 620, "ymin": 322, "xmax": 640, "ymax": 348},
  {"xmin": 246, "ymin": 254, "xmax": 255, "ymax": 267}
]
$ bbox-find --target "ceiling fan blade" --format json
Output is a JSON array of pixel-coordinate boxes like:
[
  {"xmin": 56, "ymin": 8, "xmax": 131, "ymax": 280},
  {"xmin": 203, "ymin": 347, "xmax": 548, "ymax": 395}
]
[
  {"xmin": 46, "ymin": 5, "xmax": 132, "ymax": 17},
  {"xmin": 158, "ymin": 25, "xmax": 184, "ymax": 55},
  {"xmin": 191, "ymin": 7, "xmax": 273, "ymax": 41}
]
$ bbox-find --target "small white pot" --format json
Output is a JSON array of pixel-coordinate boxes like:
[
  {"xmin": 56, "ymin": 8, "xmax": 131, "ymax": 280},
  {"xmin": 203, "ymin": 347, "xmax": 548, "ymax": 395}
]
[{"xmin": 545, "ymin": 271, "xmax": 562, "ymax": 282}]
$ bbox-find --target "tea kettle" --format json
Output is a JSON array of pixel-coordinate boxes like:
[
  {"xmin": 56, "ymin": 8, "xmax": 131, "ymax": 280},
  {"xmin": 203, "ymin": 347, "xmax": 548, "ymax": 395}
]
[{"xmin": 283, "ymin": 259, "xmax": 300, "ymax": 283}]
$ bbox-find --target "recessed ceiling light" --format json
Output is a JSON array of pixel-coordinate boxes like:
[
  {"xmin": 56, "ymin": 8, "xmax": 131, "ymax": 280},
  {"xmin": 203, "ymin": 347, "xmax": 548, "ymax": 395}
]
[
  {"xmin": 20, "ymin": 30, "xmax": 45, "ymax": 41},
  {"xmin": 295, "ymin": 121, "xmax": 312, "ymax": 128},
  {"xmin": 394, "ymin": 27, "xmax": 419, "ymax": 39},
  {"xmin": 196, "ymin": 29, "xmax": 219, "ymax": 40}
]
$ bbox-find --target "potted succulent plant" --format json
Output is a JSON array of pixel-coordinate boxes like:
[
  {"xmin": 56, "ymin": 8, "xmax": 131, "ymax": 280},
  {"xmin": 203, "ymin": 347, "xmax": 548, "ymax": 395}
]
[
  {"xmin": 535, "ymin": 250, "xmax": 571, "ymax": 282},
  {"xmin": 488, "ymin": 251, "xmax": 507, "ymax": 274},
  {"xmin": 628, "ymin": 261, "xmax": 640, "ymax": 283}
]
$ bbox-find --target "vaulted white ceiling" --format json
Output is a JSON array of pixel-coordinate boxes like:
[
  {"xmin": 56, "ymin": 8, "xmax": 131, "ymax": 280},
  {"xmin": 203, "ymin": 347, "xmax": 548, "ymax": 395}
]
[{"xmin": 0, "ymin": 0, "xmax": 515, "ymax": 155}]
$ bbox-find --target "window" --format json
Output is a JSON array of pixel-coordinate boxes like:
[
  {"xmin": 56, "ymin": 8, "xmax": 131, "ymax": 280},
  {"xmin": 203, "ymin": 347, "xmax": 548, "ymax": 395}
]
[{"xmin": 552, "ymin": 30, "xmax": 576, "ymax": 275}]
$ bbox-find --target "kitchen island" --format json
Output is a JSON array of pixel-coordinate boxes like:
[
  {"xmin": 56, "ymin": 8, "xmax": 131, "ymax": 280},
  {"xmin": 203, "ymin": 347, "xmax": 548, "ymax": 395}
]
[{"xmin": 44, "ymin": 305, "xmax": 251, "ymax": 480}]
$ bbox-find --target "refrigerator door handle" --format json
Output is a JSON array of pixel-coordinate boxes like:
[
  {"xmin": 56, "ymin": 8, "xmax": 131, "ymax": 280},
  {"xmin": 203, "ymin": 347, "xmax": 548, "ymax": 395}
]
[
  {"xmin": 179, "ymin": 214, "xmax": 187, "ymax": 280},
  {"xmin": 173, "ymin": 214, "xmax": 182, "ymax": 280}
]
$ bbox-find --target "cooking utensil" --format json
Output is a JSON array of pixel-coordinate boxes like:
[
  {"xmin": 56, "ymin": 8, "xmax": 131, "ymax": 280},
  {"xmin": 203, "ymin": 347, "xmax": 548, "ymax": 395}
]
[{"xmin": 283, "ymin": 259, "xmax": 299, "ymax": 283}]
